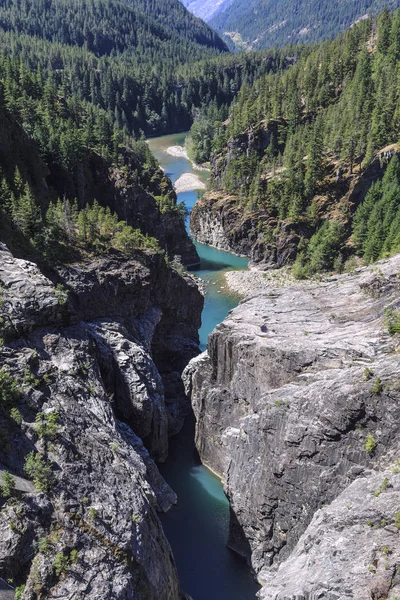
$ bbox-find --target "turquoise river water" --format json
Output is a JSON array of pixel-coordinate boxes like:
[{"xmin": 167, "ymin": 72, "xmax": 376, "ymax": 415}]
[{"xmin": 147, "ymin": 133, "xmax": 260, "ymax": 600}]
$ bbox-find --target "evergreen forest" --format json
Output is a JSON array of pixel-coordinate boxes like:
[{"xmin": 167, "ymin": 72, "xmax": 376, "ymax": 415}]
[
  {"xmin": 0, "ymin": 0, "xmax": 294, "ymax": 267},
  {"xmin": 189, "ymin": 10, "xmax": 400, "ymax": 275}
]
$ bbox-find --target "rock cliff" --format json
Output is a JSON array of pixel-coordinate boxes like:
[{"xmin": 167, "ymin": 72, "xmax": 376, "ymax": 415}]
[
  {"xmin": 184, "ymin": 253, "xmax": 400, "ymax": 598},
  {"xmin": 0, "ymin": 241, "xmax": 203, "ymax": 598}
]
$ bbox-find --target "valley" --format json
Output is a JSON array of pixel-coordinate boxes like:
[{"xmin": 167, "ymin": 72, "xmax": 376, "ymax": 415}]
[{"xmin": 1, "ymin": 1, "xmax": 400, "ymax": 599}]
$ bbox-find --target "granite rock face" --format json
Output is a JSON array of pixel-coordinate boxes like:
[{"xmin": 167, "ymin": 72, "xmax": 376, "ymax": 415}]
[
  {"xmin": 184, "ymin": 253, "xmax": 400, "ymax": 597},
  {"xmin": 259, "ymin": 468, "xmax": 400, "ymax": 600},
  {"xmin": 190, "ymin": 191, "xmax": 299, "ymax": 266},
  {"xmin": 0, "ymin": 242, "xmax": 203, "ymax": 599}
]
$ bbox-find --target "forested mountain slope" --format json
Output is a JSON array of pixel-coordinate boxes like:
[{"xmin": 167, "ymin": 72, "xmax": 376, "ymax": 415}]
[
  {"xmin": 0, "ymin": 0, "xmax": 227, "ymax": 135},
  {"xmin": 210, "ymin": 0, "xmax": 400, "ymax": 50},
  {"xmin": 0, "ymin": 0, "xmax": 294, "ymax": 136},
  {"xmin": 190, "ymin": 11, "xmax": 400, "ymax": 275},
  {"xmin": 0, "ymin": 0, "xmax": 226, "ymax": 58}
]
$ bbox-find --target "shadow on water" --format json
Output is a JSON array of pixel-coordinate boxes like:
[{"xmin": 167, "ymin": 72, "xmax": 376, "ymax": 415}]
[
  {"xmin": 159, "ymin": 416, "xmax": 259, "ymax": 600},
  {"xmin": 148, "ymin": 133, "xmax": 260, "ymax": 599}
]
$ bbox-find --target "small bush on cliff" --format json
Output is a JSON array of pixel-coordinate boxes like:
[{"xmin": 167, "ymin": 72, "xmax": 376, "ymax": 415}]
[
  {"xmin": 365, "ymin": 434, "xmax": 377, "ymax": 453},
  {"xmin": 88, "ymin": 507, "xmax": 97, "ymax": 522},
  {"xmin": 385, "ymin": 309, "xmax": 400, "ymax": 335},
  {"xmin": 363, "ymin": 368, "xmax": 374, "ymax": 381},
  {"xmin": 53, "ymin": 552, "xmax": 69, "ymax": 577},
  {"xmin": 53, "ymin": 549, "xmax": 79, "ymax": 577},
  {"xmin": 0, "ymin": 471, "xmax": 16, "ymax": 498},
  {"xmin": 373, "ymin": 477, "xmax": 391, "ymax": 497},
  {"xmin": 0, "ymin": 369, "xmax": 21, "ymax": 409},
  {"xmin": 54, "ymin": 284, "xmax": 68, "ymax": 306},
  {"xmin": 14, "ymin": 585, "xmax": 25, "ymax": 600},
  {"xmin": 371, "ymin": 377, "xmax": 383, "ymax": 394},
  {"xmin": 24, "ymin": 452, "xmax": 55, "ymax": 493},
  {"xmin": 35, "ymin": 411, "xmax": 60, "ymax": 441},
  {"xmin": 169, "ymin": 255, "xmax": 187, "ymax": 276},
  {"xmin": 395, "ymin": 512, "xmax": 400, "ymax": 528},
  {"xmin": 38, "ymin": 537, "xmax": 49, "ymax": 554},
  {"xmin": 9, "ymin": 408, "xmax": 22, "ymax": 425}
]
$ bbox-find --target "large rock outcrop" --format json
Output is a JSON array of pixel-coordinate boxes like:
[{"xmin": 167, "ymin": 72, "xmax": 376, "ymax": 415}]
[
  {"xmin": 190, "ymin": 191, "xmax": 299, "ymax": 266},
  {"xmin": 184, "ymin": 253, "xmax": 400, "ymax": 598},
  {"xmin": 0, "ymin": 242, "xmax": 203, "ymax": 599}
]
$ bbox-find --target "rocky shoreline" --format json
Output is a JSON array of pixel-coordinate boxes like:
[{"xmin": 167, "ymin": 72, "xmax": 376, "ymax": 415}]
[
  {"xmin": 166, "ymin": 145, "xmax": 209, "ymax": 172},
  {"xmin": 224, "ymin": 266, "xmax": 314, "ymax": 297}
]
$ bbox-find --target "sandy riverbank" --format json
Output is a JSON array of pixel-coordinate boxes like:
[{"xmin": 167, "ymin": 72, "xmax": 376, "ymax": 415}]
[
  {"xmin": 174, "ymin": 172, "xmax": 207, "ymax": 193},
  {"xmin": 166, "ymin": 145, "xmax": 209, "ymax": 171},
  {"xmin": 166, "ymin": 145, "xmax": 188, "ymax": 159}
]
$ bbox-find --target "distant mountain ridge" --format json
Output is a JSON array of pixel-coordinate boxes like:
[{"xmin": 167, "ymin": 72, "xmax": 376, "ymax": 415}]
[
  {"xmin": 205, "ymin": 0, "xmax": 400, "ymax": 49},
  {"xmin": 180, "ymin": 0, "xmax": 233, "ymax": 22}
]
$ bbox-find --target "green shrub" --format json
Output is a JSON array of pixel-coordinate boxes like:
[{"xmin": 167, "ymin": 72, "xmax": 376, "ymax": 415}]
[
  {"xmin": 54, "ymin": 284, "xmax": 68, "ymax": 306},
  {"xmin": 23, "ymin": 368, "xmax": 40, "ymax": 388},
  {"xmin": 343, "ymin": 256, "xmax": 360, "ymax": 273},
  {"xmin": 0, "ymin": 369, "xmax": 20, "ymax": 409},
  {"xmin": 14, "ymin": 585, "xmax": 25, "ymax": 600},
  {"xmin": 38, "ymin": 537, "xmax": 49, "ymax": 553},
  {"xmin": 371, "ymin": 377, "xmax": 383, "ymax": 394},
  {"xmin": 53, "ymin": 549, "xmax": 79, "ymax": 577},
  {"xmin": 385, "ymin": 309, "xmax": 400, "ymax": 335},
  {"xmin": 363, "ymin": 367, "xmax": 374, "ymax": 381},
  {"xmin": 113, "ymin": 226, "xmax": 160, "ymax": 255},
  {"xmin": 292, "ymin": 254, "xmax": 310, "ymax": 280},
  {"xmin": 390, "ymin": 459, "xmax": 400, "ymax": 474},
  {"xmin": 53, "ymin": 552, "xmax": 69, "ymax": 577},
  {"xmin": 35, "ymin": 411, "xmax": 60, "ymax": 440},
  {"xmin": 169, "ymin": 255, "xmax": 187, "ymax": 276},
  {"xmin": 9, "ymin": 408, "xmax": 23, "ymax": 425},
  {"xmin": 373, "ymin": 477, "xmax": 391, "ymax": 497},
  {"xmin": 88, "ymin": 507, "xmax": 96, "ymax": 522},
  {"xmin": 69, "ymin": 549, "xmax": 79, "ymax": 564},
  {"xmin": 0, "ymin": 471, "xmax": 16, "ymax": 498},
  {"xmin": 365, "ymin": 434, "xmax": 377, "ymax": 453},
  {"xmin": 24, "ymin": 452, "xmax": 54, "ymax": 492}
]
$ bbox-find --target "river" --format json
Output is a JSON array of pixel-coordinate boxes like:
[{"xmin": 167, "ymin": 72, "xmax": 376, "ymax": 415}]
[{"xmin": 147, "ymin": 133, "xmax": 260, "ymax": 600}]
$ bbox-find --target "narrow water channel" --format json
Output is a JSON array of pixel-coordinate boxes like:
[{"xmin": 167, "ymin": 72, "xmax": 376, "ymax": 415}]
[{"xmin": 147, "ymin": 133, "xmax": 260, "ymax": 600}]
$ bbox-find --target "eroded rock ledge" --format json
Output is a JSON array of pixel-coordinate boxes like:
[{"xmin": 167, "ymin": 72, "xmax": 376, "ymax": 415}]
[
  {"xmin": 184, "ymin": 254, "xmax": 400, "ymax": 599},
  {"xmin": 0, "ymin": 242, "xmax": 203, "ymax": 599}
]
